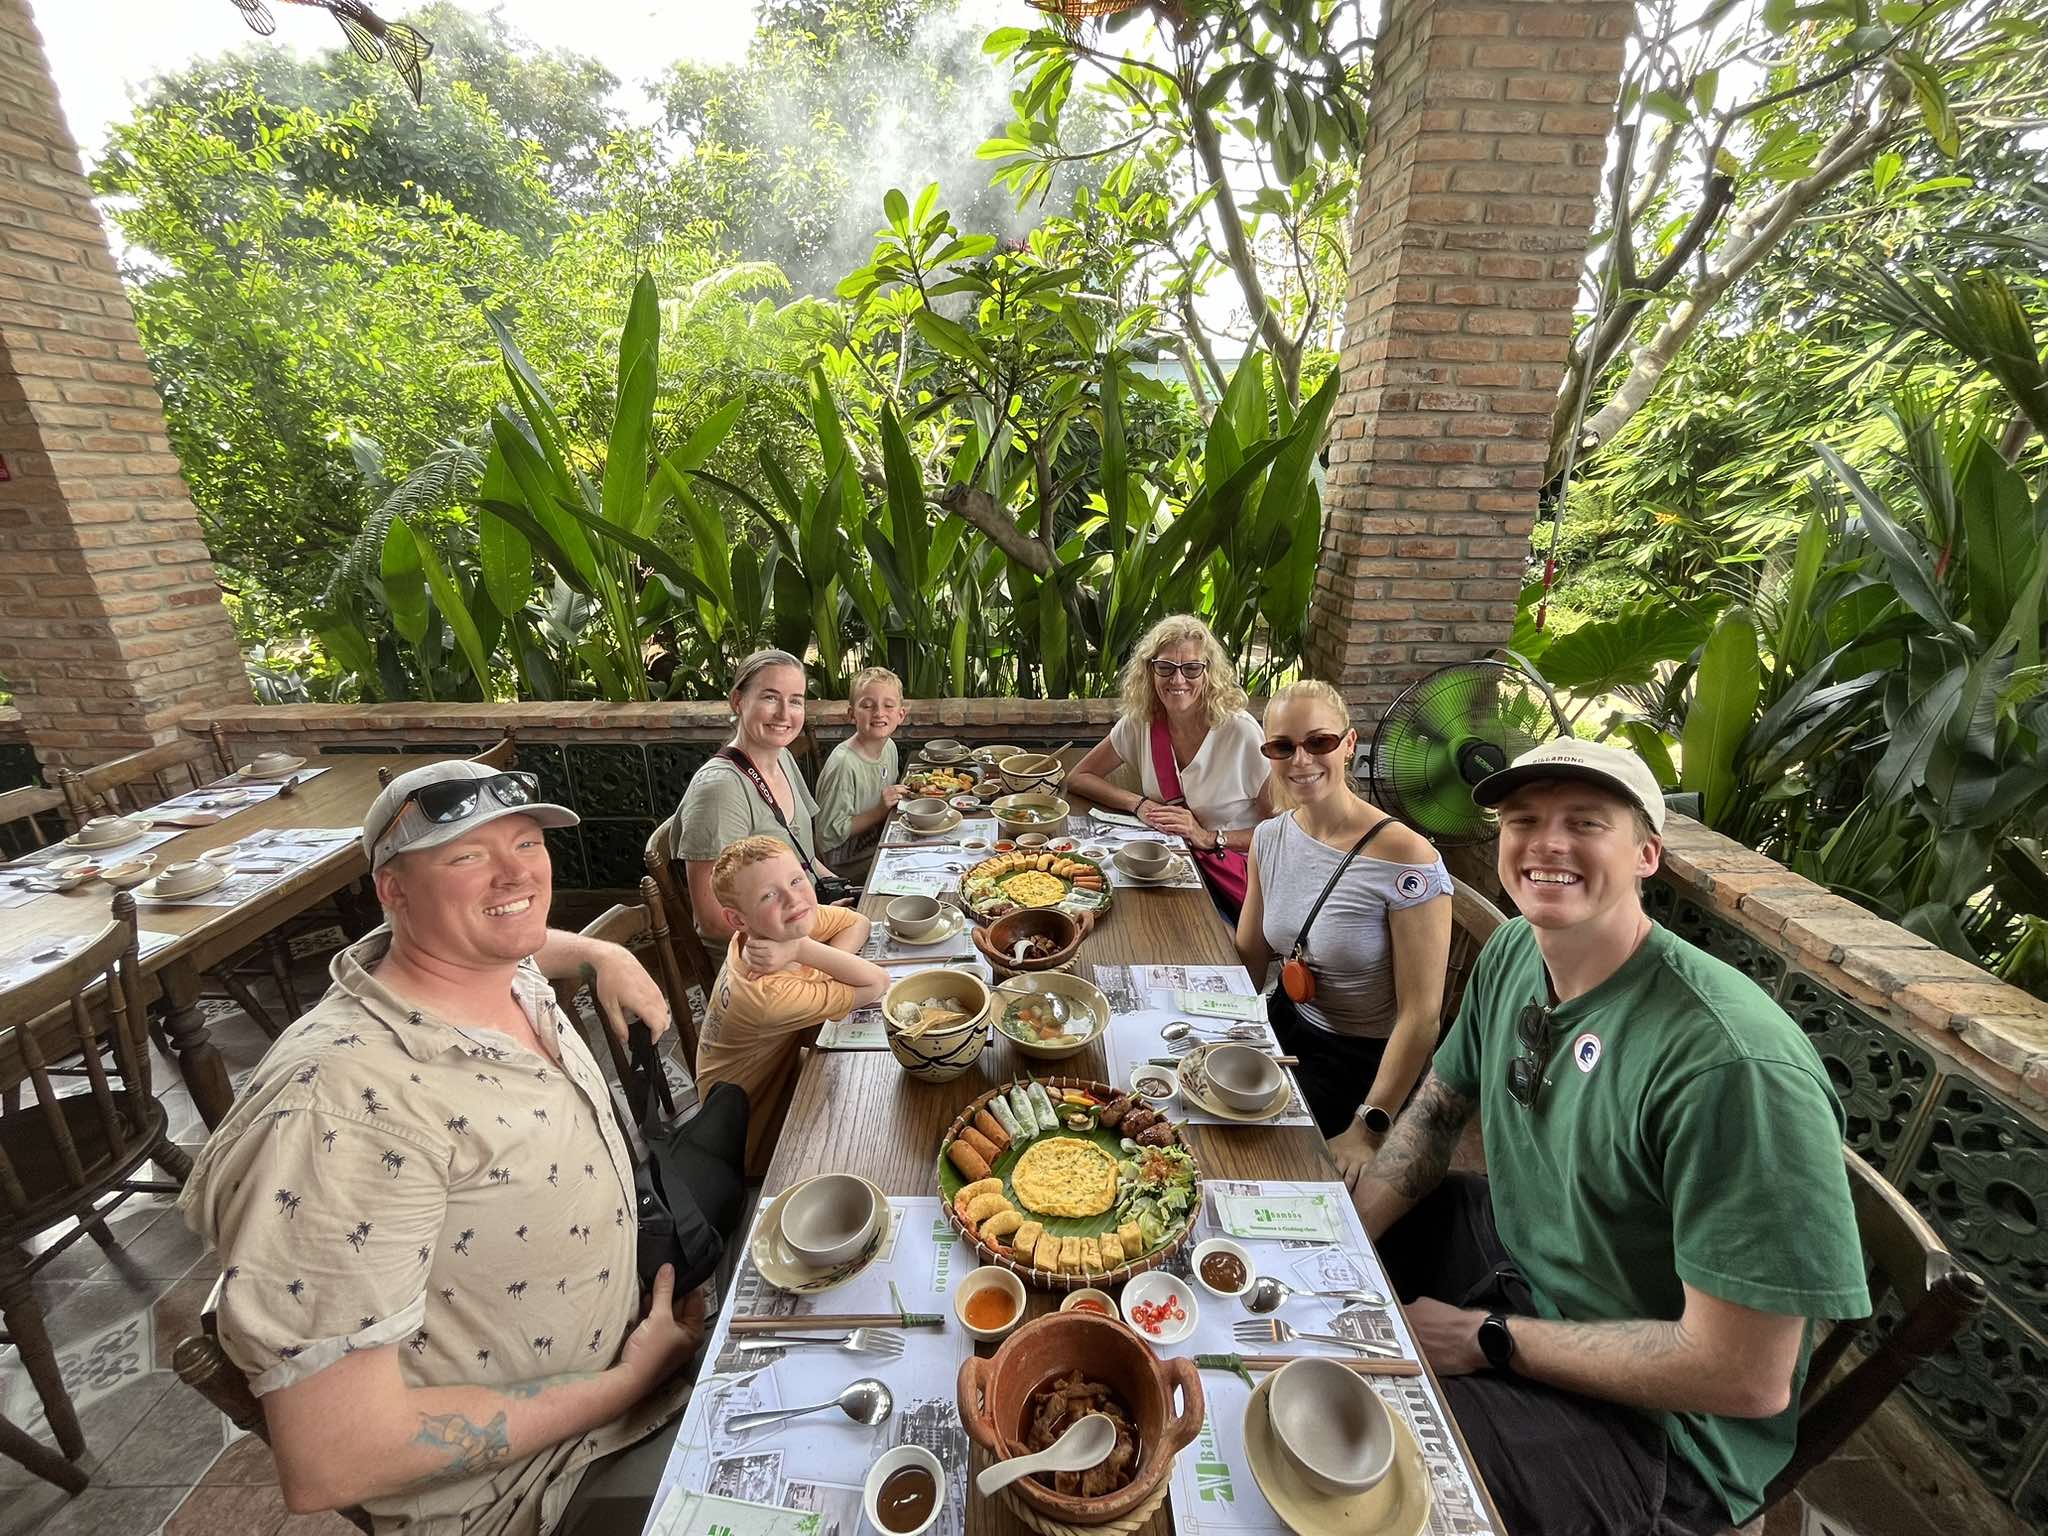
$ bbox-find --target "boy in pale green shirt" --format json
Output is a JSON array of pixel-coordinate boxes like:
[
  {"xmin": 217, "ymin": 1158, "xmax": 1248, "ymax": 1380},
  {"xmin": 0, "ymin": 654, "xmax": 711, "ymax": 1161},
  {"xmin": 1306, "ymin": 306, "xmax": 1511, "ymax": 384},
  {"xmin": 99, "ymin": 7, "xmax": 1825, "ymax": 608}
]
[{"xmin": 814, "ymin": 666, "xmax": 906, "ymax": 882}]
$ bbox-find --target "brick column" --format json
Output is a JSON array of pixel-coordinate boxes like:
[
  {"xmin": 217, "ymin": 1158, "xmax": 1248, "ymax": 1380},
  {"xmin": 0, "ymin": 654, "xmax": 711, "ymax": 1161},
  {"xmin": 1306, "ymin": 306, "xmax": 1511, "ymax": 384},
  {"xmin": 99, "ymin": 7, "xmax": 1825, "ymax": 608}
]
[
  {"xmin": 1308, "ymin": 0, "xmax": 1629, "ymax": 717},
  {"xmin": 0, "ymin": 0, "xmax": 249, "ymax": 771}
]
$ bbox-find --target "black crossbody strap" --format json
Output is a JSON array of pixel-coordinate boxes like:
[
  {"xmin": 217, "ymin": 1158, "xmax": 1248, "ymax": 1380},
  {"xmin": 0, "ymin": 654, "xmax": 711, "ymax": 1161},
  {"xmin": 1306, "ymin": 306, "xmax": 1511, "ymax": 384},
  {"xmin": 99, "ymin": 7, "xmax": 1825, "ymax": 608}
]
[
  {"xmin": 715, "ymin": 746, "xmax": 823, "ymax": 881},
  {"xmin": 1289, "ymin": 816, "xmax": 1396, "ymax": 960},
  {"xmin": 627, "ymin": 1018, "xmax": 674, "ymax": 1124}
]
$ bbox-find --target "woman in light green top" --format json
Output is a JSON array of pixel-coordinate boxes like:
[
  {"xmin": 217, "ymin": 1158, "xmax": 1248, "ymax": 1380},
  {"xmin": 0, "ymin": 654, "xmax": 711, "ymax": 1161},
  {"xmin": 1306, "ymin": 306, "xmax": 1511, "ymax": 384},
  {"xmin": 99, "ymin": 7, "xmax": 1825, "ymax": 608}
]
[{"xmin": 674, "ymin": 649, "xmax": 838, "ymax": 972}]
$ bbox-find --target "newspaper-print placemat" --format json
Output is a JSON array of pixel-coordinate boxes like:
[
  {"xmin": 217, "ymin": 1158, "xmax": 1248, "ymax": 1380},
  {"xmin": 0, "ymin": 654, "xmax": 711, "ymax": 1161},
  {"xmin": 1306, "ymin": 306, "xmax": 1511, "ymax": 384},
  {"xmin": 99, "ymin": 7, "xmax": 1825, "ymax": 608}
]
[
  {"xmin": 866, "ymin": 847, "xmax": 975, "ymax": 899},
  {"xmin": 816, "ymin": 954, "xmax": 993, "ymax": 1050},
  {"xmin": 134, "ymin": 829, "xmax": 359, "ymax": 908},
  {"xmin": 1103, "ymin": 851, "xmax": 1206, "ymax": 890},
  {"xmin": 1103, "ymin": 1011, "xmax": 1312, "ymax": 1128},
  {"xmin": 0, "ymin": 924, "xmax": 179, "ymax": 989},
  {"xmin": 1167, "ymin": 1180, "xmax": 1498, "ymax": 1536},
  {"xmin": 6, "ymin": 825, "xmax": 187, "ymax": 872},
  {"xmin": 654, "ymin": 1198, "xmax": 976, "ymax": 1536},
  {"xmin": 880, "ymin": 816, "xmax": 996, "ymax": 848}
]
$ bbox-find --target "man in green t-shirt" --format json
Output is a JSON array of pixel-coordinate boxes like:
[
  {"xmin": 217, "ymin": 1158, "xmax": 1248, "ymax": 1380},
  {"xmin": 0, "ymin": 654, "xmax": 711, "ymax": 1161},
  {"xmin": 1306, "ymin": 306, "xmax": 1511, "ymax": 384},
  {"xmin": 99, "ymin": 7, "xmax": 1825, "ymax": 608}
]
[{"xmin": 1352, "ymin": 740, "xmax": 1869, "ymax": 1536}]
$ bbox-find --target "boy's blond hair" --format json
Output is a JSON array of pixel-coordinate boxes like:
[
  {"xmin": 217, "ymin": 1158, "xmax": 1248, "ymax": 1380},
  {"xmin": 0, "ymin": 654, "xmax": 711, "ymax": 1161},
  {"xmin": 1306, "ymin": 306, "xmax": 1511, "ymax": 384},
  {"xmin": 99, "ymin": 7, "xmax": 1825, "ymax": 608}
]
[
  {"xmin": 1263, "ymin": 679, "xmax": 1354, "ymax": 812},
  {"xmin": 849, "ymin": 666, "xmax": 903, "ymax": 703},
  {"xmin": 712, "ymin": 834, "xmax": 798, "ymax": 912}
]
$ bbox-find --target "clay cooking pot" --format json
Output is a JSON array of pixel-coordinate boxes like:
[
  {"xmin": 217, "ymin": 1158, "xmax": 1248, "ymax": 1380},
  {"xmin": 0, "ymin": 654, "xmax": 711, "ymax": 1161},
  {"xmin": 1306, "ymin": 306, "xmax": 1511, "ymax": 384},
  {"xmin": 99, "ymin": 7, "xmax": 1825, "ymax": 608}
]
[{"xmin": 957, "ymin": 1311, "xmax": 1203, "ymax": 1525}]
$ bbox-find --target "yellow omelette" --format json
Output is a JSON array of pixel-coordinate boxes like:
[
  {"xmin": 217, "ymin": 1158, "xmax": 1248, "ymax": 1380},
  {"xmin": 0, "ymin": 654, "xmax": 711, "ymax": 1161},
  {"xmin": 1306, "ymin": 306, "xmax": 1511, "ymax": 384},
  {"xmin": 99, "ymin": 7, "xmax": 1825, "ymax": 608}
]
[{"xmin": 1010, "ymin": 1136, "xmax": 1118, "ymax": 1218}]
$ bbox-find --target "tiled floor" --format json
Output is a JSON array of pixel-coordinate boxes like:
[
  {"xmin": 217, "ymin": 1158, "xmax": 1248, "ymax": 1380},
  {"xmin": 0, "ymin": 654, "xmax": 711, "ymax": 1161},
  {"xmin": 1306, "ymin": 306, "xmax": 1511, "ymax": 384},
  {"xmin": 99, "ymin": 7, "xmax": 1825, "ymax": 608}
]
[{"xmin": 0, "ymin": 948, "xmax": 1969, "ymax": 1536}]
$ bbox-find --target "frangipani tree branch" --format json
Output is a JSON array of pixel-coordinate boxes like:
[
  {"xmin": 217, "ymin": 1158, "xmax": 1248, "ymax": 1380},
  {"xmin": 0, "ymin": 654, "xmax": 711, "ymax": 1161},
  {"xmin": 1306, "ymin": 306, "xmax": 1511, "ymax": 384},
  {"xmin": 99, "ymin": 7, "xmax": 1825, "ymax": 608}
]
[{"xmin": 1572, "ymin": 103, "xmax": 1900, "ymax": 460}]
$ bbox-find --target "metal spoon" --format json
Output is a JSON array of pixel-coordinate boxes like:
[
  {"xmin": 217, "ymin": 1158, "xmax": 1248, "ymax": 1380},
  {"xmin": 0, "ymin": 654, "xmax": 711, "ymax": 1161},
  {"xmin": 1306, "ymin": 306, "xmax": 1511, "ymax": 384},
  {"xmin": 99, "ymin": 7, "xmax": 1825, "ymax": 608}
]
[
  {"xmin": 726, "ymin": 1377, "xmax": 894, "ymax": 1433},
  {"xmin": 1243, "ymin": 1275, "xmax": 1390, "ymax": 1314},
  {"xmin": 1160, "ymin": 1020, "xmax": 1266, "ymax": 1044},
  {"xmin": 976, "ymin": 1412, "xmax": 1118, "ymax": 1496}
]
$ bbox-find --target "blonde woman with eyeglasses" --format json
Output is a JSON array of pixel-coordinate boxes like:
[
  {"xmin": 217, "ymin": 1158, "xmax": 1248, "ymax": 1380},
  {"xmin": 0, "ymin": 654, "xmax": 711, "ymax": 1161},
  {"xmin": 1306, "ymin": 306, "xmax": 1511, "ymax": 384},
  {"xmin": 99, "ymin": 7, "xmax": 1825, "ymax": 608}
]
[
  {"xmin": 1066, "ymin": 614, "xmax": 1273, "ymax": 920},
  {"xmin": 1236, "ymin": 679, "xmax": 1452, "ymax": 1185}
]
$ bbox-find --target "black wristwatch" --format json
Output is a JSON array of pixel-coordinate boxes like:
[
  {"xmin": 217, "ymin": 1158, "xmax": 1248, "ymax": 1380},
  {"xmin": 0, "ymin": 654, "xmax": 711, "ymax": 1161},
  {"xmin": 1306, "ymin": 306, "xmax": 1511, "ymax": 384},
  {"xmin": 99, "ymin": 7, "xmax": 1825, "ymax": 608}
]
[
  {"xmin": 1478, "ymin": 1312, "xmax": 1516, "ymax": 1372},
  {"xmin": 1354, "ymin": 1102, "xmax": 1392, "ymax": 1137}
]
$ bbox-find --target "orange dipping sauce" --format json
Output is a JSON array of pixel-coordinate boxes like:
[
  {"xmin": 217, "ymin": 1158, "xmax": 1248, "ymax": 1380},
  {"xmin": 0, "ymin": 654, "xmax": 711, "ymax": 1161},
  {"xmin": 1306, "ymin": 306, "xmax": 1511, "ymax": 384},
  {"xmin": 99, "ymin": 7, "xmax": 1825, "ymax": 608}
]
[{"xmin": 964, "ymin": 1286, "xmax": 1016, "ymax": 1330}]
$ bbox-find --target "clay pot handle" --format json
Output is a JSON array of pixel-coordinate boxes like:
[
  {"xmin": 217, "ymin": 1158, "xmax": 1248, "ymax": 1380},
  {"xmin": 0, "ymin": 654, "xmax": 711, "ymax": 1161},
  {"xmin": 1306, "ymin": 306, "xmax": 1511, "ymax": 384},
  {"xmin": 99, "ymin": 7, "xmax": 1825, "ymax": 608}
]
[
  {"xmin": 957, "ymin": 1354, "xmax": 1000, "ymax": 1455},
  {"xmin": 1160, "ymin": 1355, "xmax": 1207, "ymax": 1453}
]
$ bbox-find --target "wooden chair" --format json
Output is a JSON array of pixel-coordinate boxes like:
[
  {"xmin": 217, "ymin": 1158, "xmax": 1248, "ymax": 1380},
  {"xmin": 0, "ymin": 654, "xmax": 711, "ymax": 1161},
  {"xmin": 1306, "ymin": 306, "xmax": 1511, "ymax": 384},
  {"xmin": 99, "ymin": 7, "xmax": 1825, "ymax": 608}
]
[
  {"xmin": 0, "ymin": 893, "xmax": 189, "ymax": 1490},
  {"xmin": 1756, "ymin": 1150, "xmax": 1987, "ymax": 1514},
  {"xmin": 645, "ymin": 814, "xmax": 719, "ymax": 999},
  {"xmin": 549, "ymin": 878, "xmax": 700, "ymax": 1078},
  {"xmin": 55, "ymin": 740, "xmax": 219, "ymax": 821},
  {"xmin": 374, "ymin": 731, "xmax": 518, "ymax": 789},
  {"xmin": 173, "ymin": 1279, "xmax": 374, "ymax": 1532},
  {"xmin": 1441, "ymin": 876, "xmax": 1509, "ymax": 1032},
  {"xmin": 0, "ymin": 784, "xmax": 67, "ymax": 858}
]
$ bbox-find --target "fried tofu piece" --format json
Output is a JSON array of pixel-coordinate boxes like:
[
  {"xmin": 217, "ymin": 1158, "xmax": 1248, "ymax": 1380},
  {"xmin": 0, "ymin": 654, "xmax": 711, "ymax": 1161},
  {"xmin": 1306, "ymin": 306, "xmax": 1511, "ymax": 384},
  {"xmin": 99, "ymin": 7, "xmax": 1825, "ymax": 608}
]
[
  {"xmin": 1116, "ymin": 1221, "xmax": 1143, "ymax": 1256},
  {"xmin": 1032, "ymin": 1230, "xmax": 1063, "ymax": 1269},
  {"xmin": 1079, "ymin": 1236, "xmax": 1102, "ymax": 1272},
  {"xmin": 1058, "ymin": 1235, "xmax": 1082, "ymax": 1271},
  {"xmin": 1099, "ymin": 1232, "xmax": 1125, "ymax": 1268},
  {"xmin": 1013, "ymin": 1220, "xmax": 1045, "ymax": 1259}
]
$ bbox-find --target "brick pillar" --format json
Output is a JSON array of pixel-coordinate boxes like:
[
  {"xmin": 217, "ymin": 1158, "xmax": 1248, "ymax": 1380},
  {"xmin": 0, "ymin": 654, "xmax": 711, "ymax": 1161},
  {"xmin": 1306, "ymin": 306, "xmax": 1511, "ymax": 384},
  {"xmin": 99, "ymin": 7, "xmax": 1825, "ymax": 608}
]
[
  {"xmin": 0, "ymin": 0, "xmax": 249, "ymax": 770},
  {"xmin": 1308, "ymin": 0, "xmax": 1629, "ymax": 718}
]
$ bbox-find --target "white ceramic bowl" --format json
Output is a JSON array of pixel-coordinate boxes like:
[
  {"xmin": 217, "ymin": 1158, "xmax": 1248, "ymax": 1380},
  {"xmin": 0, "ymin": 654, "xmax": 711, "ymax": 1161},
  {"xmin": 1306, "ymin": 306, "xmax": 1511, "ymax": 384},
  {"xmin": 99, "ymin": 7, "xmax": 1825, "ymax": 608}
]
[
  {"xmin": 1267, "ymin": 1356, "xmax": 1396, "ymax": 1496},
  {"xmin": 863, "ymin": 1444, "xmax": 946, "ymax": 1536},
  {"xmin": 1118, "ymin": 839, "xmax": 1174, "ymax": 874},
  {"xmin": 955, "ymin": 1264, "xmax": 1027, "ymax": 1343},
  {"xmin": 1060, "ymin": 1287, "xmax": 1117, "ymax": 1316},
  {"xmin": 1015, "ymin": 832, "xmax": 1048, "ymax": 850},
  {"xmin": 249, "ymin": 751, "xmax": 298, "ymax": 772},
  {"xmin": 1205, "ymin": 1043, "xmax": 1283, "ymax": 1112},
  {"xmin": 45, "ymin": 854, "xmax": 99, "ymax": 876},
  {"xmin": 886, "ymin": 894, "xmax": 945, "ymax": 940},
  {"xmin": 1190, "ymin": 1237, "xmax": 1255, "ymax": 1299},
  {"xmin": 99, "ymin": 856, "xmax": 156, "ymax": 890},
  {"xmin": 777, "ymin": 1173, "xmax": 879, "ymax": 1268},
  {"xmin": 1129, "ymin": 1065, "xmax": 1178, "ymax": 1103},
  {"xmin": 1120, "ymin": 1269, "xmax": 1198, "ymax": 1345},
  {"xmin": 922, "ymin": 737, "xmax": 969, "ymax": 762},
  {"xmin": 903, "ymin": 796, "xmax": 952, "ymax": 830},
  {"xmin": 152, "ymin": 860, "xmax": 219, "ymax": 897}
]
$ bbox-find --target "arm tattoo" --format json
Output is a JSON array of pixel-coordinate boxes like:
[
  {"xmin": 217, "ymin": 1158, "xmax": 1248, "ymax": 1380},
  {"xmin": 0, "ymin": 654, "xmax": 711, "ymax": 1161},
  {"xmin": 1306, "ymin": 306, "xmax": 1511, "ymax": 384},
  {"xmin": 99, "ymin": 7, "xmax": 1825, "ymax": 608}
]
[
  {"xmin": 1372, "ymin": 1072, "xmax": 1474, "ymax": 1202},
  {"xmin": 504, "ymin": 1372, "xmax": 600, "ymax": 1400},
  {"xmin": 412, "ymin": 1410, "xmax": 512, "ymax": 1481}
]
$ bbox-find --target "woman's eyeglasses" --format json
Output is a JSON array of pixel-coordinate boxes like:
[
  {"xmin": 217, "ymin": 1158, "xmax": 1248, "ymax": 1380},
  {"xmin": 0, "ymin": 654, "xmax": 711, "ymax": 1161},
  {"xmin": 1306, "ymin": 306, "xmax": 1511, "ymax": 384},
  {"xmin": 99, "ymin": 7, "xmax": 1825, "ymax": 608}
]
[
  {"xmin": 368, "ymin": 771, "xmax": 540, "ymax": 854},
  {"xmin": 1150, "ymin": 660, "xmax": 1209, "ymax": 680},
  {"xmin": 1507, "ymin": 1001, "xmax": 1555, "ymax": 1109},
  {"xmin": 1259, "ymin": 731, "xmax": 1346, "ymax": 760}
]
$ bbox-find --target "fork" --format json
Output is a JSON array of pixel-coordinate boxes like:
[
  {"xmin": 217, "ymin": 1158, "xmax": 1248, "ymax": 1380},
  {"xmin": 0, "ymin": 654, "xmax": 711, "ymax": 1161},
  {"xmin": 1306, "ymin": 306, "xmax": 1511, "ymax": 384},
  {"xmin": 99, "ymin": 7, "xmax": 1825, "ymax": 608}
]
[
  {"xmin": 732, "ymin": 1327, "xmax": 904, "ymax": 1358},
  {"xmin": 1232, "ymin": 1318, "xmax": 1402, "ymax": 1358}
]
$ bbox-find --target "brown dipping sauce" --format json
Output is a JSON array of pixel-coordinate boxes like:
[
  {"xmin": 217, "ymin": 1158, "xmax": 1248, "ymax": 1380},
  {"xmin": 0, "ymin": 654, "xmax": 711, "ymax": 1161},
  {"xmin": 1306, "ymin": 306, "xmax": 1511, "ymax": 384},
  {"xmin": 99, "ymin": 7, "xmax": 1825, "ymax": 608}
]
[
  {"xmin": 877, "ymin": 1465, "xmax": 937, "ymax": 1532},
  {"xmin": 1199, "ymin": 1250, "xmax": 1247, "ymax": 1292}
]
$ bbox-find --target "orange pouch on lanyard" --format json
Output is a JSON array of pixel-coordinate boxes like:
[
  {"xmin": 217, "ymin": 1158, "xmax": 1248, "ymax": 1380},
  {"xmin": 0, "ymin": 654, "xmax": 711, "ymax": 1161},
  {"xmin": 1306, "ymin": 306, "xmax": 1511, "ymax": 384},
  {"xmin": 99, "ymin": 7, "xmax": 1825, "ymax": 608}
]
[{"xmin": 1281, "ymin": 819, "xmax": 1393, "ymax": 1007}]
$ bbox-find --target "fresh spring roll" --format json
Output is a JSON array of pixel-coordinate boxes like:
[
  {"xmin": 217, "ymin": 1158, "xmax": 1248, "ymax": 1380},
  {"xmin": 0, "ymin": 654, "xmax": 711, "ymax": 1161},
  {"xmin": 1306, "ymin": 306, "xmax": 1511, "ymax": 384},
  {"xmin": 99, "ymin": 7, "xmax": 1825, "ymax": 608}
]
[
  {"xmin": 1027, "ymin": 1081, "xmax": 1059, "ymax": 1133},
  {"xmin": 985, "ymin": 1094, "xmax": 1023, "ymax": 1141},
  {"xmin": 1007, "ymin": 1085, "xmax": 1038, "ymax": 1136}
]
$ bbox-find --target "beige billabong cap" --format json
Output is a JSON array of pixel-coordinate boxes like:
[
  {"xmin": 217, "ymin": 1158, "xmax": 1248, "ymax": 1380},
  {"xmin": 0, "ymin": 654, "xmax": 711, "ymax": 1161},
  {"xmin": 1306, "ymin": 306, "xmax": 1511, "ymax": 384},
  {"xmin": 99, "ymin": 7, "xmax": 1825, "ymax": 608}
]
[
  {"xmin": 362, "ymin": 760, "xmax": 578, "ymax": 872},
  {"xmin": 1470, "ymin": 739, "xmax": 1667, "ymax": 835}
]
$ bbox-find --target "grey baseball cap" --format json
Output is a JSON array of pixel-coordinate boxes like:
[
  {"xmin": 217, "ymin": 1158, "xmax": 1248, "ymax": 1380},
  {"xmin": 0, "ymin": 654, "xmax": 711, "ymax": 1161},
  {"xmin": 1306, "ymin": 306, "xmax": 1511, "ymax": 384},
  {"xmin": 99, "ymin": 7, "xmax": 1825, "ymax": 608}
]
[
  {"xmin": 362, "ymin": 760, "xmax": 579, "ymax": 872},
  {"xmin": 1471, "ymin": 739, "xmax": 1667, "ymax": 835}
]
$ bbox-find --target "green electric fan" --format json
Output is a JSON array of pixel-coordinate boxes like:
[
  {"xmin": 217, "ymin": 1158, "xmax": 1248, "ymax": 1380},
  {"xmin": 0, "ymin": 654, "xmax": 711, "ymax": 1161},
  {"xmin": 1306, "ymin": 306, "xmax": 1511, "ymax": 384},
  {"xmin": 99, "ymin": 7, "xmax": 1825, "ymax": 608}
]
[{"xmin": 1365, "ymin": 659, "xmax": 1568, "ymax": 845}]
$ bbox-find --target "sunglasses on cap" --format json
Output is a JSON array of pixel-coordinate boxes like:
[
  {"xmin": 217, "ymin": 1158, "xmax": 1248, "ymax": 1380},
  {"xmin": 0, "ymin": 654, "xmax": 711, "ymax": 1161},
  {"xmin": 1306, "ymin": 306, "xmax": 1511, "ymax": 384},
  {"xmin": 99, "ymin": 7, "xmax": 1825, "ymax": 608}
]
[
  {"xmin": 368, "ymin": 771, "xmax": 542, "ymax": 856},
  {"xmin": 1259, "ymin": 730, "xmax": 1348, "ymax": 761}
]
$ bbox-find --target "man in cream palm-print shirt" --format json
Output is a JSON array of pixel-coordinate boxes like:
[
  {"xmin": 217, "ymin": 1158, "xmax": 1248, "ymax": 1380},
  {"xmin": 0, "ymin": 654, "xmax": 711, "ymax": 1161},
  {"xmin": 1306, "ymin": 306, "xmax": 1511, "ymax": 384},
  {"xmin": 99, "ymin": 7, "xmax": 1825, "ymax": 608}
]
[{"xmin": 181, "ymin": 761, "xmax": 705, "ymax": 1535}]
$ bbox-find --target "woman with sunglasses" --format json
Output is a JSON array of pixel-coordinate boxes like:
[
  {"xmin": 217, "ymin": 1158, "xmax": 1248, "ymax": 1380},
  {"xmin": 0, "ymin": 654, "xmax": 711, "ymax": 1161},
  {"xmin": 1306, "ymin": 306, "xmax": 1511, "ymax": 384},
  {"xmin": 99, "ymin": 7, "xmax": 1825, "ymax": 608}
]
[
  {"xmin": 1236, "ymin": 680, "xmax": 1453, "ymax": 1184},
  {"xmin": 1066, "ymin": 614, "xmax": 1273, "ymax": 921},
  {"xmin": 672, "ymin": 648, "xmax": 845, "ymax": 979}
]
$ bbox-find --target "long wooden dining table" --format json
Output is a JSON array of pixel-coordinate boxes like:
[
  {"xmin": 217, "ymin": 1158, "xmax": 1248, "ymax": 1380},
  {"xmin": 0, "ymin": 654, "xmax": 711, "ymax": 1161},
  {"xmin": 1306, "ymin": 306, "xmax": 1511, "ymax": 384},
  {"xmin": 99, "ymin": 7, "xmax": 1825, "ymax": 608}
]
[
  {"xmin": 1, "ymin": 753, "xmax": 410, "ymax": 1129},
  {"xmin": 750, "ymin": 769, "xmax": 1505, "ymax": 1536}
]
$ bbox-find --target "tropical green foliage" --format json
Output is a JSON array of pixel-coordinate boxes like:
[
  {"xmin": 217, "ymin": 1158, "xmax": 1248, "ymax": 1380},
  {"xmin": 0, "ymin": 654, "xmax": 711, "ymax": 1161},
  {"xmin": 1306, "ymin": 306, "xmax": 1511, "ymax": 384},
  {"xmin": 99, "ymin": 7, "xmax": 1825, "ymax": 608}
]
[{"xmin": 1530, "ymin": 266, "xmax": 2048, "ymax": 995}]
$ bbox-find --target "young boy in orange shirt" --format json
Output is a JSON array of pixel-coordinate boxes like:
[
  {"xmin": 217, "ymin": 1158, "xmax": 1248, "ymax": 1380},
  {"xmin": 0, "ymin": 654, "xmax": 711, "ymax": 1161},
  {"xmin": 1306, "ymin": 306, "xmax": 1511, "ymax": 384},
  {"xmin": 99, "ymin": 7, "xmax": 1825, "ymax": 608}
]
[{"xmin": 697, "ymin": 835, "xmax": 888, "ymax": 1174}]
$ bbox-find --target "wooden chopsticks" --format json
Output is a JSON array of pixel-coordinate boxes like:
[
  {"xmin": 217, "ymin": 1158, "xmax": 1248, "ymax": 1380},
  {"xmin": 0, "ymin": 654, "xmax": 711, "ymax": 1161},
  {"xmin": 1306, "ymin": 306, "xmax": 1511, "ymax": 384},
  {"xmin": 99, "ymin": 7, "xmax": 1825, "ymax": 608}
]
[{"xmin": 728, "ymin": 1313, "xmax": 941, "ymax": 1333}]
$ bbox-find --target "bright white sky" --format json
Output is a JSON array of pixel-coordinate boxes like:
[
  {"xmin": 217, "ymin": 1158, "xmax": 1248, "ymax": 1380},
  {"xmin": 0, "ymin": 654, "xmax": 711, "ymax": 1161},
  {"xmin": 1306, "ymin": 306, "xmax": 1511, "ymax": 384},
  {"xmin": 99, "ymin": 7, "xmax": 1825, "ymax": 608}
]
[{"xmin": 32, "ymin": 0, "xmax": 764, "ymax": 160}]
